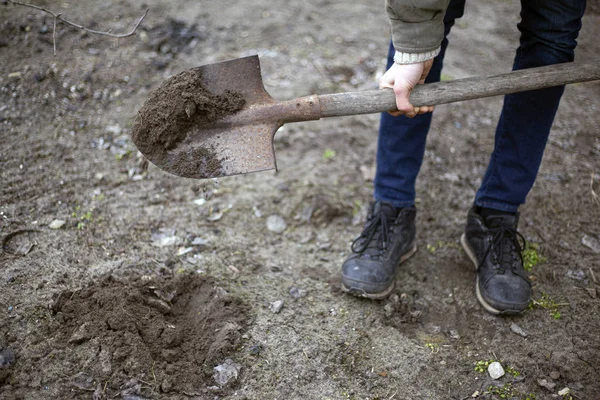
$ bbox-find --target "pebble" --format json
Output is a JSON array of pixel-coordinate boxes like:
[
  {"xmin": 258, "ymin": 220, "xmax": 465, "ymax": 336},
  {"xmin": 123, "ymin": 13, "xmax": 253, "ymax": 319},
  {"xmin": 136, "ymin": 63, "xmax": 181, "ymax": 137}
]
[
  {"xmin": 537, "ymin": 378, "xmax": 556, "ymax": 391},
  {"xmin": 152, "ymin": 235, "xmax": 183, "ymax": 247},
  {"xmin": 213, "ymin": 359, "xmax": 241, "ymax": 386},
  {"xmin": 550, "ymin": 371, "xmax": 561, "ymax": 380},
  {"xmin": 207, "ymin": 212, "xmax": 223, "ymax": 222},
  {"xmin": 487, "ymin": 362, "xmax": 505, "ymax": 380},
  {"xmin": 289, "ymin": 287, "xmax": 307, "ymax": 298},
  {"xmin": 558, "ymin": 387, "xmax": 570, "ymax": 396},
  {"xmin": 68, "ymin": 323, "xmax": 91, "ymax": 344},
  {"xmin": 581, "ymin": 234, "xmax": 600, "ymax": 253},
  {"xmin": 510, "ymin": 322, "xmax": 528, "ymax": 338},
  {"xmin": 176, "ymin": 247, "xmax": 194, "ymax": 256},
  {"xmin": 248, "ymin": 344, "xmax": 262, "ymax": 355},
  {"xmin": 49, "ymin": 219, "xmax": 66, "ymax": 229},
  {"xmin": 266, "ymin": 215, "xmax": 287, "ymax": 233},
  {"xmin": 191, "ymin": 237, "xmax": 209, "ymax": 246},
  {"xmin": 270, "ymin": 300, "xmax": 284, "ymax": 314},
  {"xmin": 0, "ymin": 348, "xmax": 15, "ymax": 369},
  {"xmin": 565, "ymin": 269, "xmax": 585, "ymax": 281},
  {"xmin": 448, "ymin": 329, "xmax": 461, "ymax": 340}
]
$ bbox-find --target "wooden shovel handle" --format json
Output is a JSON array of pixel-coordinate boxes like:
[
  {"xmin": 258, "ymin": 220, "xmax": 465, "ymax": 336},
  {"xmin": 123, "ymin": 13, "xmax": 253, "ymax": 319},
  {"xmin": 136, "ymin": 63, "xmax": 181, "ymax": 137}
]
[{"xmin": 317, "ymin": 60, "xmax": 600, "ymax": 118}]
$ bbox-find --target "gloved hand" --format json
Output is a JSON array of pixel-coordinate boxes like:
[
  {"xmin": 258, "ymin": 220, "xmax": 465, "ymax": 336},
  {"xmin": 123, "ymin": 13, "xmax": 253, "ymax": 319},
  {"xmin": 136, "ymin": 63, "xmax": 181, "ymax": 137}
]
[{"xmin": 378, "ymin": 59, "xmax": 435, "ymax": 118}]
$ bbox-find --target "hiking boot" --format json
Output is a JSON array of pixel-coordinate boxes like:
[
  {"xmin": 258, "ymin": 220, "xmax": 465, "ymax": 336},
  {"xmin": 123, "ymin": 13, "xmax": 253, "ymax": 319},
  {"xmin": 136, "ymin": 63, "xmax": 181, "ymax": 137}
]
[
  {"xmin": 341, "ymin": 201, "xmax": 417, "ymax": 299},
  {"xmin": 460, "ymin": 206, "xmax": 532, "ymax": 314}
]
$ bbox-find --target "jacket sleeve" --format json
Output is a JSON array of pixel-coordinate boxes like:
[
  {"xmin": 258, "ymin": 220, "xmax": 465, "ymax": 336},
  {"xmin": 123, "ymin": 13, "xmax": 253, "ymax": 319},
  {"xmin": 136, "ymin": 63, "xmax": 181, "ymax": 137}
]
[{"xmin": 386, "ymin": 0, "xmax": 450, "ymax": 63}]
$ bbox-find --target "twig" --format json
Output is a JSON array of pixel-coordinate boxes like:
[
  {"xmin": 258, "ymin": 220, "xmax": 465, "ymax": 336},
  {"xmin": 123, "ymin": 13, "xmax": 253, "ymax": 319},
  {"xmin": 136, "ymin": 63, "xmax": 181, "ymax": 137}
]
[
  {"xmin": 591, "ymin": 172, "xmax": 599, "ymax": 206},
  {"xmin": 6, "ymin": 0, "xmax": 148, "ymax": 55},
  {"xmin": 52, "ymin": 14, "xmax": 57, "ymax": 55}
]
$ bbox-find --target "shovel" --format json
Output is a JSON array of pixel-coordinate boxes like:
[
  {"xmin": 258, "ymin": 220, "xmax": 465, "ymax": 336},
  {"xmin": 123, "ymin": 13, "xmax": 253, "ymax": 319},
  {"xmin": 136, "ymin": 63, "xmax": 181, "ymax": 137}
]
[{"xmin": 131, "ymin": 55, "xmax": 599, "ymax": 179}]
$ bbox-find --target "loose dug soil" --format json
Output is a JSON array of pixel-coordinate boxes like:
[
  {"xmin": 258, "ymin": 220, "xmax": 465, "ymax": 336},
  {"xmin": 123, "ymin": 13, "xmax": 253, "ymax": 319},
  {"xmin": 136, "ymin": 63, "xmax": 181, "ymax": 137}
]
[
  {"xmin": 9, "ymin": 274, "xmax": 249, "ymax": 398},
  {"xmin": 131, "ymin": 67, "xmax": 245, "ymax": 178}
]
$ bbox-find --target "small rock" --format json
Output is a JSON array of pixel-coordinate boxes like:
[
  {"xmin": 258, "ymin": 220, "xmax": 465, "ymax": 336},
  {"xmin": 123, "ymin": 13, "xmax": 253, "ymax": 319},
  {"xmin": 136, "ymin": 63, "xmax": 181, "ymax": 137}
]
[
  {"xmin": 207, "ymin": 212, "xmax": 223, "ymax": 222},
  {"xmin": 550, "ymin": 371, "xmax": 561, "ymax": 380},
  {"xmin": 213, "ymin": 359, "xmax": 241, "ymax": 386},
  {"xmin": 191, "ymin": 237, "xmax": 209, "ymax": 246},
  {"xmin": 582, "ymin": 234, "xmax": 600, "ymax": 253},
  {"xmin": 0, "ymin": 348, "xmax": 15, "ymax": 369},
  {"xmin": 49, "ymin": 219, "xmax": 66, "ymax": 229},
  {"xmin": 488, "ymin": 362, "xmax": 505, "ymax": 380},
  {"xmin": 151, "ymin": 234, "xmax": 183, "ymax": 247},
  {"xmin": 105, "ymin": 124, "xmax": 122, "ymax": 135},
  {"xmin": 537, "ymin": 378, "xmax": 556, "ymax": 391},
  {"xmin": 448, "ymin": 329, "xmax": 461, "ymax": 340},
  {"xmin": 68, "ymin": 323, "xmax": 91, "ymax": 344},
  {"xmin": 176, "ymin": 247, "xmax": 193, "ymax": 256},
  {"xmin": 266, "ymin": 215, "xmax": 287, "ymax": 233},
  {"xmin": 248, "ymin": 344, "xmax": 262, "ymax": 355},
  {"xmin": 558, "ymin": 387, "xmax": 570, "ymax": 396},
  {"xmin": 269, "ymin": 300, "xmax": 284, "ymax": 314},
  {"xmin": 146, "ymin": 297, "xmax": 171, "ymax": 314},
  {"xmin": 289, "ymin": 287, "xmax": 307, "ymax": 298},
  {"xmin": 510, "ymin": 322, "xmax": 528, "ymax": 338},
  {"xmin": 441, "ymin": 172, "xmax": 460, "ymax": 182},
  {"xmin": 192, "ymin": 198, "xmax": 207, "ymax": 206},
  {"xmin": 565, "ymin": 269, "xmax": 585, "ymax": 281}
]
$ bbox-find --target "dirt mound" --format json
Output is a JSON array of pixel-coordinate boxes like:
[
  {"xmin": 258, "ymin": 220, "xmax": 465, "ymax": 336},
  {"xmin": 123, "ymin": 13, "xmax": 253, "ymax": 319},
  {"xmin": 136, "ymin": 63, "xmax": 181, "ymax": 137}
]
[
  {"xmin": 47, "ymin": 274, "xmax": 249, "ymax": 397},
  {"xmin": 131, "ymin": 68, "xmax": 245, "ymax": 178}
]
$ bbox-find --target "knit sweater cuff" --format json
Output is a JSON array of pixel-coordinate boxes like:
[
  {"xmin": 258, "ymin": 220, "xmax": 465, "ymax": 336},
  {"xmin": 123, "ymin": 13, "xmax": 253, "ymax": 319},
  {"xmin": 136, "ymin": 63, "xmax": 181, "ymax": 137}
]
[{"xmin": 393, "ymin": 47, "xmax": 441, "ymax": 65}]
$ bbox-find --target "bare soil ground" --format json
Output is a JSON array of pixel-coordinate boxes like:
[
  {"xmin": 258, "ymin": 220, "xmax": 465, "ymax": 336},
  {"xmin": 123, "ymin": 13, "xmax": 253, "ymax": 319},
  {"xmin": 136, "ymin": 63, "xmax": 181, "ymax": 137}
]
[{"xmin": 1, "ymin": 1, "xmax": 599, "ymax": 399}]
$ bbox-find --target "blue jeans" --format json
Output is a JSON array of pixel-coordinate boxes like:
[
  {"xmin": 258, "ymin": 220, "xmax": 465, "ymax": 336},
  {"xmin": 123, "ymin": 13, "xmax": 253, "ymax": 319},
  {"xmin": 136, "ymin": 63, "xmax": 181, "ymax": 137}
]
[{"xmin": 374, "ymin": 0, "xmax": 587, "ymax": 212}]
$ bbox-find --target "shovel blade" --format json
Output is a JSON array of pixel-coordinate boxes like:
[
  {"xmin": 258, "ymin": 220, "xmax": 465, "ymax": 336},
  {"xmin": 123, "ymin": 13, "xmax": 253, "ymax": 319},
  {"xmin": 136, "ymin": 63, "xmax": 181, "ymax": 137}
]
[{"xmin": 136, "ymin": 55, "xmax": 280, "ymax": 179}]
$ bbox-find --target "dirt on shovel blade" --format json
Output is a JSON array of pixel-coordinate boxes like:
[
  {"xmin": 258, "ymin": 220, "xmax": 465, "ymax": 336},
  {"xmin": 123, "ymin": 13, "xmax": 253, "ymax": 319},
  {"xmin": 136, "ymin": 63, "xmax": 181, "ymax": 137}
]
[{"xmin": 131, "ymin": 67, "xmax": 245, "ymax": 178}]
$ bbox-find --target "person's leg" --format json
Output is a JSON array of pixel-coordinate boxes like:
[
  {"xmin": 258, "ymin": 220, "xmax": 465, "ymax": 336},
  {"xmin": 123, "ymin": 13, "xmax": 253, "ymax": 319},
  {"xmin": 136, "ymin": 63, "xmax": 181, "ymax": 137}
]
[
  {"xmin": 475, "ymin": 0, "xmax": 587, "ymax": 211},
  {"xmin": 341, "ymin": 0, "xmax": 467, "ymax": 298},
  {"xmin": 374, "ymin": 0, "xmax": 466, "ymax": 207},
  {"xmin": 463, "ymin": 0, "xmax": 587, "ymax": 314}
]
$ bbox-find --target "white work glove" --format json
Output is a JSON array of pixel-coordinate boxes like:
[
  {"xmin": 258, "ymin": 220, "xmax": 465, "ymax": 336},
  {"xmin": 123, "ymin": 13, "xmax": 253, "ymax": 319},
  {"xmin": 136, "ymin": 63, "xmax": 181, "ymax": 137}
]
[{"xmin": 379, "ymin": 58, "xmax": 435, "ymax": 118}]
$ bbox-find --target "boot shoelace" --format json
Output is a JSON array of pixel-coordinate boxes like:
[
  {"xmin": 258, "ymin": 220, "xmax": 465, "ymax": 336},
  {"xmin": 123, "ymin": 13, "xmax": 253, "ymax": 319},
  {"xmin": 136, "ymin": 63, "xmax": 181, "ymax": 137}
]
[
  {"xmin": 351, "ymin": 209, "xmax": 393, "ymax": 256},
  {"xmin": 480, "ymin": 221, "xmax": 528, "ymax": 279}
]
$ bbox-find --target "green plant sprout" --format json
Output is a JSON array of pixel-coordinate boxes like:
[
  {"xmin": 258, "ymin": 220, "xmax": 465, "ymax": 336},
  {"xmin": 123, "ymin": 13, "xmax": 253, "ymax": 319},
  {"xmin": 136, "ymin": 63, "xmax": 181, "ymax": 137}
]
[
  {"xmin": 72, "ymin": 205, "xmax": 96, "ymax": 230},
  {"xmin": 425, "ymin": 343, "xmax": 439, "ymax": 353},
  {"xmin": 322, "ymin": 149, "xmax": 336, "ymax": 159},
  {"xmin": 426, "ymin": 240, "xmax": 462, "ymax": 253},
  {"xmin": 474, "ymin": 359, "xmax": 494, "ymax": 373},
  {"xmin": 521, "ymin": 242, "xmax": 546, "ymax": 272},
  {"xmin": 505, "ymin": 365, "xmax": 521, "ymax": 377},
  {"xmin": 530, "ymin": 292, "xmax": 567, "ymax": 319},
  {"xmin": 485, "ymin": 384, "xmax": 536, "ymax": 400}
]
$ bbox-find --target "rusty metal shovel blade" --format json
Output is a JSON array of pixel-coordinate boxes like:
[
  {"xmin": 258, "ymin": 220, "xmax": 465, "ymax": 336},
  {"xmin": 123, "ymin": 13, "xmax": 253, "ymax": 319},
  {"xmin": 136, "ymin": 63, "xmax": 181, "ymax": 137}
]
[{"xmin": 132, "ymin": 55, "xmax": 600, "ymax": 179}]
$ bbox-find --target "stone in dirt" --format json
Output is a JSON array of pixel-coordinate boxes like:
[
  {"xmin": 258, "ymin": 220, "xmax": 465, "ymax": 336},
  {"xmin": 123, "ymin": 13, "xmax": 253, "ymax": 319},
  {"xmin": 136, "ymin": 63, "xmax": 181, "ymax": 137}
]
[
  {"xmin": 266, "ymin": 214, "xmax": 287, "ymax": 233},
  {"xmin": 213, "ymin": 358, "xmax": 242, "ymax": 386},
  {"xmin": 131, "ymin": 67, "xmax": 245, "ymax": 178},
  {"xmin": 510, "ymin": 322, "xmax": 528, "ymax": 338},
  {"xmin": 49, "ymin": 219, "xmax": 66, "ymax": 229},
  {"xmin": 0, "ymin": 348, "xmax": 15, "ymax": 369},
  {"xmin": 581, "ymin": 234, "xmax": 600, "ymax": 253},
  {"xmin": 538, "ymin": 378, "xmax": 556, "ymax": 391},
  {"xmin": 488, "ymin": 362, "xmax": 505, "ymax": 379},
  {"xmin": 558, "ymin": 387, "xmax": 571, "ymax": 396},
  {"xmin": 270, "ymin": 300, "xmax": 284, "ymax": 313}
]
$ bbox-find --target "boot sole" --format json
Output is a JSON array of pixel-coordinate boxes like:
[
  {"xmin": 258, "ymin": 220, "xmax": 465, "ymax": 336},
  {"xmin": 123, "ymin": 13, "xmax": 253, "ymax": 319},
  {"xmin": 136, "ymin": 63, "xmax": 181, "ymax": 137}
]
[
  {"xmin": 460, "ymin": 233, "xmax": 524, "ymax": 315},
  {"xmin": 340, "ymin": 243, "xmax": 417, "ymax": 300}
]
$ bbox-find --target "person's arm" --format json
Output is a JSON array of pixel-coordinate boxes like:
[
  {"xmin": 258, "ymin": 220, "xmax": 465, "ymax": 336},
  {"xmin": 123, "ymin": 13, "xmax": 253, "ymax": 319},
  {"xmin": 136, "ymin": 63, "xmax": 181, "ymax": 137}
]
[{"xmin": 380, "ymin": 0, "xmax": 449, "ymax": 117}]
